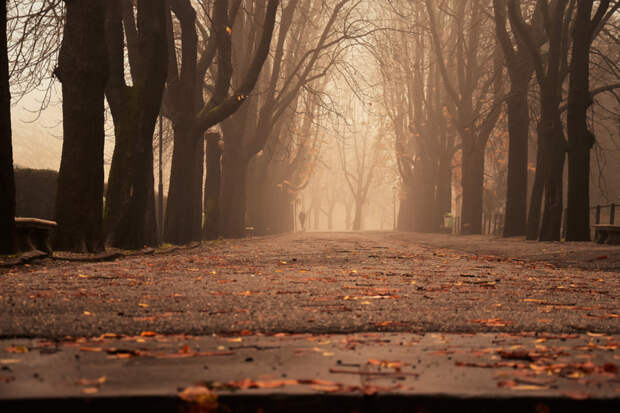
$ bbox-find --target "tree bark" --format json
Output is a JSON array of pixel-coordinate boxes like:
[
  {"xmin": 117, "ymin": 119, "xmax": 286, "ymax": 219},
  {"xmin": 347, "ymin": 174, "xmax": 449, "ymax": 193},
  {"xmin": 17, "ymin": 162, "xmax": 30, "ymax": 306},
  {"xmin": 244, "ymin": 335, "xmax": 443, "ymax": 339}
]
[
  {"xmin": 460, "ymin": 142, "xmax": 485, "ymax": 234},
  {"xmin": 565, "ymin": 0, "xmax": 610, "ymax": 241},
  {"xmin": 503, "ymin": 72, "xmax": 532, "ymax": 237},
  {"xmin": 526, "ymin": 125, "xmax": 546, "ymax": 240},
  {"xmin": 163, "ymin": 0, "xmax": 202, "ymax": 245},
  {"xmin": 352, "ymin": 197, "xmax": 363, "ymax": 231},
  {"xmin": 219, "ymin": 147, "xmax": 249, "ymax": 238},
  {"xmin": 54, "ymin": 0, "xmax": 108, "ymax": 252},
  {"xmin": 0, "ymin": 0, "xmax": 16, "ymax": 254},
  {"xmin": 204, "ymin": 133, "xmax": 222, "ymax": 240},
  {"xmin": 436, "ymin": 152, "xmax": 452, "ymax": 231},
  {"xmin": 539, "ymin": 118, "xmax": 566, "ymax": 241},
  {"xmin": 164, "ymin": 124, "xmax": 200, "ymax": 244},
  {"xmin": 105, "ymin": 0, "xmax": 168, "ymax": 250},
  {"xmin": 494, "ymin": 0, "xmax": 535, "ymax": 237}
]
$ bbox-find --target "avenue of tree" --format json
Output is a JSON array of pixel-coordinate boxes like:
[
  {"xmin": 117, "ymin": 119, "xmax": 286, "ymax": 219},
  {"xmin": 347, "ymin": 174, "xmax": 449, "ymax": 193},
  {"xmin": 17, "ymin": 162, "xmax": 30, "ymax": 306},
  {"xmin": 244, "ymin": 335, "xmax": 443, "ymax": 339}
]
[{"xmin": 1, "ymin": 0, "xmax": 619, "ymax": 254}]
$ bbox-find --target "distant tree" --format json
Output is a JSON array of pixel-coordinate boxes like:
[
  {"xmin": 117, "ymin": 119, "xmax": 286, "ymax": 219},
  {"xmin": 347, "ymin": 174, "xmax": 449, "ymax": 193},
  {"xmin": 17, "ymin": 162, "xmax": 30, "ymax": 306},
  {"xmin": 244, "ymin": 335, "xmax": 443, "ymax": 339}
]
[
  {"xmin": 377, "ymin": 5, "xmax": 456, "ymax": 233},
  {"xmin": 337, "ymin": 120, "xmax": 385, "ymax": 231},
  {"xmin": 54, "ymin": 0, "xmax": 108, "ymax": 252},
  {"xmin": 426, "ymin": 0, "xmax": 504, "ymax": 235},
  {"xmin": 0, "ymin": 0, "xmax": 16, "ymax": 254}
]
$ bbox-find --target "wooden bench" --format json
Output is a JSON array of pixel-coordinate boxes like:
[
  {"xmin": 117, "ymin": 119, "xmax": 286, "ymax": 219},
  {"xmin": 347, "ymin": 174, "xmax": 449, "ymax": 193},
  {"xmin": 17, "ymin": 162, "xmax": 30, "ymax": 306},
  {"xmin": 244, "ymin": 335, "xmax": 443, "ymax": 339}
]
[
  {"xmin": 15, "ymin": 218, "xmax": 58, "ymax": 254},
  {"xmin": 593, "ymin": 224, "xmax": 620, "ymax": 245}
]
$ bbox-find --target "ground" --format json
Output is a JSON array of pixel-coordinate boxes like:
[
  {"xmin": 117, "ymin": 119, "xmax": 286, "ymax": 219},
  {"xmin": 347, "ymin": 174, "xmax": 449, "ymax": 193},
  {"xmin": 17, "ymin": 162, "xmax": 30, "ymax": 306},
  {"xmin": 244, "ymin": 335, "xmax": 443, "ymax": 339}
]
[{"xmin": 0, "ymin": 232, "xmax": 619, "ymax": 411}]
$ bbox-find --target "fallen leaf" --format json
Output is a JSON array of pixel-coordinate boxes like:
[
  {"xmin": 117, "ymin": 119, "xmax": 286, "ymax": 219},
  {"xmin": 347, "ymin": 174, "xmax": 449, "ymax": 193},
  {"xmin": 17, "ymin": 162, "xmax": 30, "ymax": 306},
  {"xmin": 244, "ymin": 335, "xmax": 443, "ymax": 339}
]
[
  {"xmin": 76, "ymin": 376, "xmax": 106, "ymax": 386},
  {"xmin": 5, "ymin": 346, "xmax": 29, "ymax": 353},
  {"xmin": 563, "ymin": 391, "xmax": 590, "ymax": 400},
  {"xmin": 140, "ymin": 331, "xmax": 157, "ymax": 337},
  {"xmin": 179, "ymin": 385, "xmax": 218, "ymax": 407},
  {"xmin": 80, "ymin": 347, "xmax": 104, "ymax": 353}
]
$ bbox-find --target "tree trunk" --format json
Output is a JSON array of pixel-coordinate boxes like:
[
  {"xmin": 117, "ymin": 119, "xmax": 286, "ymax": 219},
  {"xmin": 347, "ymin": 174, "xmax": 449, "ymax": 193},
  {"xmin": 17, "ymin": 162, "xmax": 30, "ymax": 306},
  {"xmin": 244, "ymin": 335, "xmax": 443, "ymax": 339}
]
[
  {"xmin": 164, "ymin": 124, "xmax": 202, "ymax": 244},
  {"xmin": 503, "ymin": 74, "xmax": 531, "ymax": 237},
  {"xmin": 219, "ymin": 149, "xmax": 249, "ymax": 238},
  {"xmin": 526, "ymin": 126, "xmax": 545, "ymax": 240},
  {"xmin": 539, "ymin": 125, "xmax": 566, "ymax": 241},
  {"xmin": 460, "ymin": 142, "xmax": 485, "ymax": 234},
  {"xmin": 436, "ymin": 153, "xmax": 452, "ymax": 231},
  {"xmin": 565, "ymin": 0, "xmax": 600, "ymax": 242},
  {"xmin": 414, "ymin": 160, "xmax": 436, "ymax": 233},
  {"xmin": 327, "ymin": 207, "xmax": 334, "ymax": 230},
  {"xmin": 105, "ymin": 0, "xmax": 168, "ymax": 250},
  {"xmin": 191, "ymin": 133, "xmax": 204, "ymax": 241},
  {"xmin": 104, "ymin": 91, "xmax": 138, "ymax": 244},
  {"xmin": 398, "ymin": 189, "xmax": 414, "ymax": 231},
  {"xmin": 162, "ymin": 0, "xmax": 201, "ymax": 245},
  {"xmin": 314, "ymin": 207, "xmax": 321, "ymax": 230},
  {"xmin": 54, "ymin": 0, "xmax": 108, "ymax": 252},
  {"xmin": 352, "ymin": 197, "xmax": 363, "ymax": 231},
  {"xmin": 204, "ymin": 133, "xmax": 222, "ymax": 240},
  {"xmin": 0, "ymin": 1, "xmax": 16, "ymax": 254}
]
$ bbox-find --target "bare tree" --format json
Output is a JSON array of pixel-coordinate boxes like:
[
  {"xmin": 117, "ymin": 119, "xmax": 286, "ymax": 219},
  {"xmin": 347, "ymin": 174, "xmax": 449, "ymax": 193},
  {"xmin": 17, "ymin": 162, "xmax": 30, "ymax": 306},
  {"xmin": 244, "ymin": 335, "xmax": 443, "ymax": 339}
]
[
  {"xmin": 104, "ymin": 0, "xmax": 168, "ymax": 250},
  {"xmin": 53, "ymin": 0, "xmax": 108, "ymax": 252},
  {"xmin": 164, "ymin": 0, "xmax": 280, "ymax": 244},
  {"xmin": 493, "ymin": 0, "xmax": 539, "ymax": 237},
  {"xmin": 426, "ymin": 0, "xmax": 504, "ymax": 235},
  {"xmin": 0, "ymin": 0, "xmax": 16, "ymax": 254},
  {"xmin": 565, "ymin": 0, "xmax": 615, "ymax": 241},
  {"xmin": 508, "ymin": 0, "xmax": 573, "ymax": 241},
  {"xmin": 337, "ymin": 116, "xmax": 385, "ymax": 231},
  {"xmin": 218, "ymin": 0, "xmax": 360, "ymax": 238}
]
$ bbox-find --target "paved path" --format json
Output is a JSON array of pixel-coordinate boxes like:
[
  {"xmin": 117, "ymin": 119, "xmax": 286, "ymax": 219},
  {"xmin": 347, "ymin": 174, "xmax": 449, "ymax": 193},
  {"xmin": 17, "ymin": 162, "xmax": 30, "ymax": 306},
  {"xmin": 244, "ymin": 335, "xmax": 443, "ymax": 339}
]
[
  {"xmin": 1, "ymin": 232, "xmax": 618, "ymax": 338},
  {"xmin": 1, "ymin": 232, "xmax": 618, "ymax": 410}
]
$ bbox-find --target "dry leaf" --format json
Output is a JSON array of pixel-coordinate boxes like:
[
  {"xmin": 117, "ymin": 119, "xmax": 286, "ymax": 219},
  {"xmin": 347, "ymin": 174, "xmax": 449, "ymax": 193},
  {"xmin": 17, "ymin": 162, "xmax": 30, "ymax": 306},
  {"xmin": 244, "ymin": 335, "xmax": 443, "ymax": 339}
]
[{"xmin": 179, "ymin": 385, "xmax": 218, "ymax": 407}]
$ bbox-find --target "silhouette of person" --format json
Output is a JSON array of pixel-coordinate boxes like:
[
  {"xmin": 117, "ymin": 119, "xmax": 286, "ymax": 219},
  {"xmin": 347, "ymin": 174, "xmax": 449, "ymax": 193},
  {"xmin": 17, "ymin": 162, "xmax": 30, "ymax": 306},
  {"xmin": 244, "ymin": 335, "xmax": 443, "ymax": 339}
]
[{"xmin": 298, "ymin": 210, "xmax": 306, "ymax": 231}]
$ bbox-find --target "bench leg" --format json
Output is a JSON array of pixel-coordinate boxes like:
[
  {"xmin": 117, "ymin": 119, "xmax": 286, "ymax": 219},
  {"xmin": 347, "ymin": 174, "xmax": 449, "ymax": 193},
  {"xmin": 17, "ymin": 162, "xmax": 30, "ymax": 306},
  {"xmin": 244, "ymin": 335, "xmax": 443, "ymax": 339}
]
[
  {"xmin": 594, "ymin": 229, "xmax": 607, "ymax": 244},
  {"xmin": 33, "ymin": 229, "xmax": 53, "ymax": 254},
  {"xmin": 16, "ymin": 229, "xmax": 36, "ymax": 253},
  {"xmin": 606, "ymin": 231, "xmax": 620, "ymax": 245}
]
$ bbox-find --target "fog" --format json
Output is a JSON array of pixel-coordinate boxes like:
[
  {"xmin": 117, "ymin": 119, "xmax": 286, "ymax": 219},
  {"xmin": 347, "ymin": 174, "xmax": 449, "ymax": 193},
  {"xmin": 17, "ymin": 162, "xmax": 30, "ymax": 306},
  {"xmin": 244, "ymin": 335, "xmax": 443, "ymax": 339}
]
[{"xmin": 3, "ymin": 0, "xmax": 620, "ymax": 253}]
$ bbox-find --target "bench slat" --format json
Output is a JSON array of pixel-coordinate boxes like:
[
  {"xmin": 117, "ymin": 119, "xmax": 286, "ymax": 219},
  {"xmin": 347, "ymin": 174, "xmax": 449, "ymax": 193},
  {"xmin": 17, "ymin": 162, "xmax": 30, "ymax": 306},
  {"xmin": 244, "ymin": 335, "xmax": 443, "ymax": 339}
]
[{"xmin": 15, "ymin": 217, "xmax": 58, "ymax": 229}]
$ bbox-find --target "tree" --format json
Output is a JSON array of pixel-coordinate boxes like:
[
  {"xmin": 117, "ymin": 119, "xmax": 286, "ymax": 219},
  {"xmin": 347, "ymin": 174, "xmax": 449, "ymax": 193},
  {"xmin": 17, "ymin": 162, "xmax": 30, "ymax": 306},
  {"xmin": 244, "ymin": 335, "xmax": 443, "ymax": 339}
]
[
  {"xmin": 377, "ymin": 5, "xmax": 456, "ymax": 233},
  {"xmin": 218, "ymin": 0, "xmax": 359, "ymax": 238},
  {"xmin": 104, "ymin": 0, "xmax": 169, "ymax": 250},
  {"xmin": 508, "ymin": 0, "xmax": 573, "ymax": 241},
  {"xmin": 426, "ymin": 0, "xmax": 503, "ymax": 235},
  {"xmin": 493, "ymin": 0, "xmax": 539, "ymax": 237},
  {"xmin": 163, "ymin": 0, "xmax": 280, "ymax": 244},
  {"xmin": 337, "ymin": 114, "xmax": 385, "ymax": 231},
  {"xmin": 0, "ymin": 0, "xmax": 16, "ymax": 254},
  {"xmin": 54, "ymin": 0, "xmax": 108, "ymax": 252},
  {"xmin": 565, "ymin": 0, "xmax": 613, "ymax": 241},
  {"xmin": 204, "ymin": 133, "xmax": 222, "ymax": 240}
]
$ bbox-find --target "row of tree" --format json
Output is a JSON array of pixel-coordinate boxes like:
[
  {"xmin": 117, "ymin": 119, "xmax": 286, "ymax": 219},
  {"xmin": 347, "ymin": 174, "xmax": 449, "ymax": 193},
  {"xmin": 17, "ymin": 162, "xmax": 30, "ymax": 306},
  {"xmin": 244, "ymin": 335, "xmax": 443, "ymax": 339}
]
[
  {"xmin": 1, "ymin": 0, "xmax": 371, "ymax": 254},
  {"xmin": 377, "ymin": 0, "xmax": 619, "ymax": 241}
]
